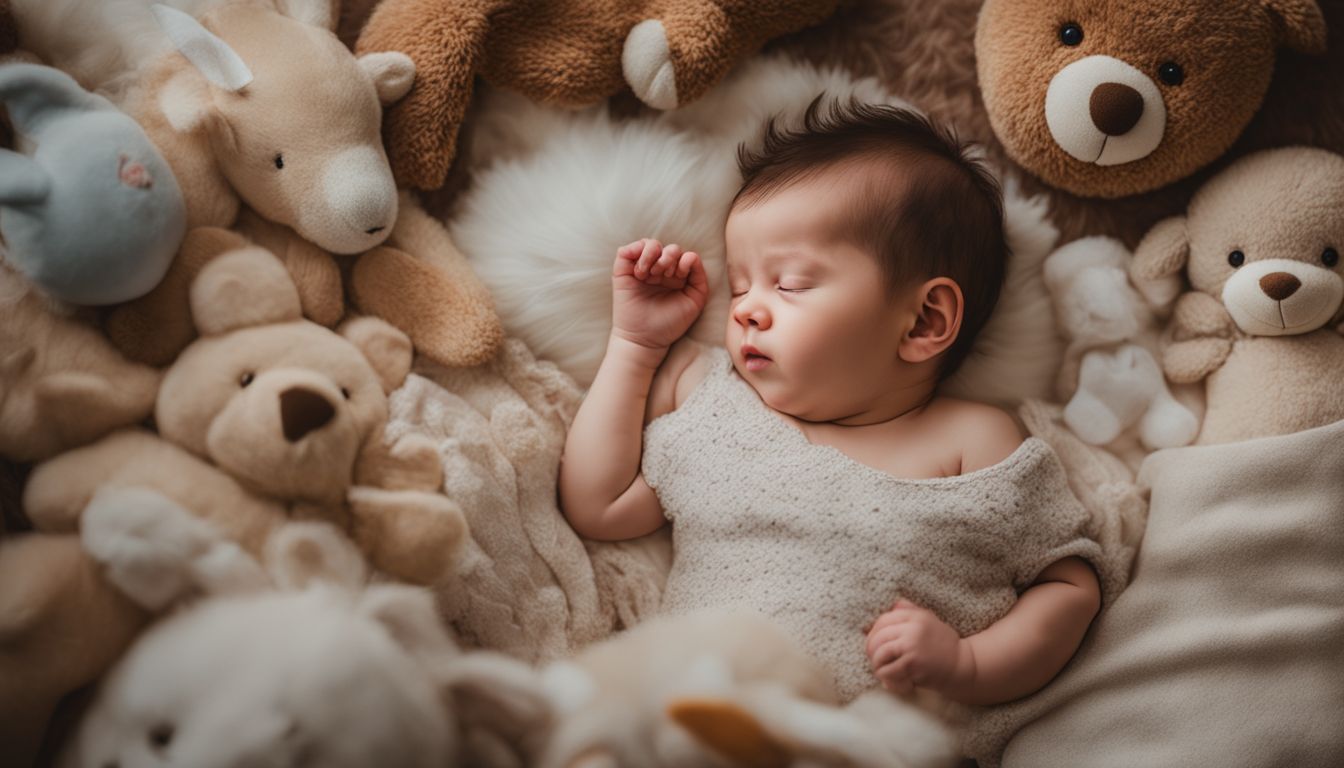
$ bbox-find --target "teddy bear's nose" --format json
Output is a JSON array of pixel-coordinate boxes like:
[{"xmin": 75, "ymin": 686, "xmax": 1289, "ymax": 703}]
[
  {"xmin": 280, "ymin": 387, "xmax": 336, "ymax": 442},
  {"xmin": 1089, "ymin": 83, "xmax": 1144, "ymax": 137},
  {"xmin": 1259, "ymin": 272, "xmax": 1302, "ymax": 301}
]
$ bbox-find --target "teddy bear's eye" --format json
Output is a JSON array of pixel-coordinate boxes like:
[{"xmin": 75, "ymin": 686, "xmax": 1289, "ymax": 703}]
[
  {"xmin": 148, "ymin": 722, "xmax": 174, "ymax": 749},
  {"xmin": 274, "ymin": 153, "xmax": 285, "ymax": 170},
  {"xmin": 1158, "ymin": 62, "xmax": 1185, "ymax": 86},
  {"xmin": 340, "ymin": 387, "xmax": 351, "ymax": 400},
  {"xmin": 1323, "ymin": 247, "xmax": 1339, "ymax": 267},
  {"xmin": 240, "ymin": 372, "xmax": 255, "ymax": 387},
  {"xmin": 1228, "ymin": 250, "xmax": 1246, "ymax": 268},
  {"xmin": 1059, "ymin": 22, "xmax": 1083, "ymax": 47}
]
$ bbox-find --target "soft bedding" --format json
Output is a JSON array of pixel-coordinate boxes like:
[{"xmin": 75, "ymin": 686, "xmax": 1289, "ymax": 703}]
[{"xmin": 967, "ymin": 417, "xmax": 1344, "ymax": 767}]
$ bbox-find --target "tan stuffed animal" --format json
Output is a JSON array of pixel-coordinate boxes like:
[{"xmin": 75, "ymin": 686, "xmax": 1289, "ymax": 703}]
[
  {"xmin": 1130, "ymin": 146, "xmax": 1344, "ymax": 445},
  {"xmin": 354, "ymin": 0, "xmax": 841, "ymax": 190},
  {"xmin": 0, "ymin": 265, "xmax": 160, "ymax": 463},
  {"xmin": 976, "ymin": 0, "xmax": 1327, "ymax": 199},
  {"xmin": 105, "ymin": 0, "xmax": 502, "ymax": 368},
  {"xmin": 26, "ymin": 246, "xmax": 468, "ymax": 585}
]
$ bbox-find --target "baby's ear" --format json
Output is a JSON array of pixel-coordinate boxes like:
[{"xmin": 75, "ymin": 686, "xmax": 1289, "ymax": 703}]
[
  {"xmin": 900, "ymin": 278, "xmax": 963, "ymax": 365},
  {"xmin": 1262, "ymin": 0, "xmax": 1328, "ymax": 55},
  {"xmin": 191, "ymin": 246, "xmax": 302, "ymax": 335},
  {"xmin": 1130, "ymin": 216, "xmax": 1190, "ymax": 311},
  {"xmin": 339, "ymin": 316, "xmax": 413, "ymax": 393}
]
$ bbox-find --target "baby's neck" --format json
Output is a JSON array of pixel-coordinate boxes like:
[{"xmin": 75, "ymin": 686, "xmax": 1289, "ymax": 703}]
[{"xmin": 794, "ymin": 380, "xmax": 938, "ymax": 429}]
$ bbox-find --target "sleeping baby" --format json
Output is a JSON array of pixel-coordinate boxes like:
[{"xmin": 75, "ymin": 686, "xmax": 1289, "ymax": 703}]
[{"xmin": 558, "ymin": 99, "xmax": 1105, "ymax": 706}]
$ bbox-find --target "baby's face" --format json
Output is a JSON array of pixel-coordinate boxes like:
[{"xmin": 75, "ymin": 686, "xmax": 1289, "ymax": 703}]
[{"xmin": 724, "ymin": 179, "xmax": 918, "ymax": 422}]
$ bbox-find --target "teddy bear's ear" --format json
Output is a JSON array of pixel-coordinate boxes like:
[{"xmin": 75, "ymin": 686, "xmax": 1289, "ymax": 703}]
[
  {"xmin": 272, "ymin": 0, "xmax": 339, "ymax": 31},
  {"xmin": 266, "ymin": 521, "xmax": 368, "ymax": 591},
  {"xmin": 1263, "ymin": 0, "xmax": 1328, "ymax": 55},
  {"xmin": 1131, "ymin": 217, "xmax": 1190, "ymax": 311},
  {"xmin": 359, "ymin": 583, "xmax": 460, "ymax": 667},
  {"xmin": 191, "ymin": 246, "xmax": 303, "ymax": 335},
  {"xmin": 339, "ymin": 316, "xmax": 413, "ymax": 393},
  {"xmin": 358, "ymin": 52, "xmax": 416, "ymax": 106}
]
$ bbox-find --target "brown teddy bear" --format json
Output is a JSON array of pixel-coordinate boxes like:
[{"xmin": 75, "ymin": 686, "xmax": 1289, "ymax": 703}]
[
  {"xmin": 105, "ymin": 0, "xmax": 502, "ymax": 368},
  {"xmin": 779, "ymin": 0, "xmax": 1344, "ymax": 247},
  {"xmin": 353, "ymin": 0, "xmax": 841, "ymax": 190},
  {"xmin": 1130, "ymin": 146, "xmax": 1344, "ymax": 445},
  {"xmin": 25, "ymin": 245, "xmax": 468, "ymax": 586},
  {"xmin": 976, "ymin": 0, "xmax": 1326, "ymax": 200}
]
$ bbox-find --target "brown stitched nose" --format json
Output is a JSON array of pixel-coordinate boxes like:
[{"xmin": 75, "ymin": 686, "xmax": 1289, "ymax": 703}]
[
  {"xmin": 1090, "ymin": 83, "xmax": 1144, "ymax": 136},
  {"xmin": 280, "ymin": 387, "xmax": 335, "ymax": 442},
  {"xmin": 1259, "ymin": 272, "xmax": 1301, "ymax": 301}
]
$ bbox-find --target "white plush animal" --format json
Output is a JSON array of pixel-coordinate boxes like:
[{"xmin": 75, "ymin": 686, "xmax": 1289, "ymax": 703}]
[
  {"xmin": 63, "ymin": 524, "xmax": 463, "ymax": 768},
  {"xmin": 442, "ymin": 609, "xmax": 960, "ymax": 768},
  {"xmin": 1043, "ymin": 237, "xmax": 1200, "ymax": 452},
  {"xmin": 451, "ymin": 56, "xmax": 1064, "ymax": 408}
]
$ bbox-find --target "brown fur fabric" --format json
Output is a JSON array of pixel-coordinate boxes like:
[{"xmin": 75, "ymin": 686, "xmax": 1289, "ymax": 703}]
[{"xmin": 355, "ymin": 0, "xmax": 840, "ymax": 190}]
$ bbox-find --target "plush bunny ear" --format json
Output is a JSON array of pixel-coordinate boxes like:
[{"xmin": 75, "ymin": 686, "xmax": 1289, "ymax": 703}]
[
  {"xmin": 190, "ymin": 246, "xmax": 302, "ymax": 335},
  {"xmin": 1130, "ymin": 216, "xmax": 1190, "ymax": 311},
  {"xmin": 358, "ymin": 51, "xmax": 415, "ymax": 105},
  {"xmin": 665, "ymin": 698, "xmax": 793, "ymax": 767},
  {"xmin": 152, "ymin": 4, "xmax": 253, "ymax": 91},
  {"xmin": 273, "ymin": 0, "xmax": 338, "ymax": 31},
  {"xmin": 0, "ymin": 149, "xmax": 50, "ymax": 205},
  {"xmin": 1263, "ymin": 0, "xmax": 1328, "ymax": 54},
  {"xmin": 0, "ymin": 63, "xmax": 106, "ymax": 138},
  {"xmin": 339, "ymin": 316, "xmax": 413, "ymax": 393}
]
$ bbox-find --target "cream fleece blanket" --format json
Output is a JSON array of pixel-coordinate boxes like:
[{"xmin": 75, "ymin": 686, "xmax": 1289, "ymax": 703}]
[
  {"xmin": 385, "ymin": 339, "xmax": 671, "ymax": 662},
  {"xmin": 967, "ymin": 417, "xmax": 1344, "ymax": 767}
]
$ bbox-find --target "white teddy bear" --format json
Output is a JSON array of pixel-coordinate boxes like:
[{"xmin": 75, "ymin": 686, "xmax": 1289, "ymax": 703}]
[
  {"xmin": 1043, "ymin": 237, "xmax": 1200, "ymax": 452},
  {"xmin": 63, "ymin": 523, "xmax": 466, "ymax": 768}
]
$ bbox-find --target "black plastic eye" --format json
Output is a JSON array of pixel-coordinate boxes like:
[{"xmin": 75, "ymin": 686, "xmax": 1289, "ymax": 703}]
[
  {"xmin": 240, "ymin": 372, "xmax": 255, "ymax": 387},
  {"xmin": 1228, "ymin": 250, "xmax": 1245, "ymax": 268},
  {"xmin": 1059, "ymin": 22, "xmax": 1084, "ymax": 47},
  {"xmin": 274, "ymin": 153, "xmax": 284, "ymax": 170},
  {"xmin": 1158, "ymin": 62, "xmax": 1185, "ymax": 86},
  {"xmin": 340, "ymin": 387, "xmax": 351, "ymax": 400},
  {"xmin": 1324, "ymin": 247, "xmax": 1340, "ymax": 267},
  {"xmin": 148, "ymin": 723, "xmax": 174, "ymax": 749}
]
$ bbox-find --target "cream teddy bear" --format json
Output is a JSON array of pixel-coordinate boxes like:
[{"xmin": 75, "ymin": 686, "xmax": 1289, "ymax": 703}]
[
  {"xmin": 1130, "ymin": 146, "xmax": 1344, "ymax": 445},
  {"xmin": 24, "ymin": 245, "xmax": 467, "ymax": 586},
  {"xmin": 1043, "ymin": 237, "xmax": 1199, "ymax": 452}
]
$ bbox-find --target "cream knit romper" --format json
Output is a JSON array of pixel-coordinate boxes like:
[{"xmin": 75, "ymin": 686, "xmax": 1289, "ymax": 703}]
[{"xmin": 642, "ymin": 347, "xmax": 1106, "ymax": 701}]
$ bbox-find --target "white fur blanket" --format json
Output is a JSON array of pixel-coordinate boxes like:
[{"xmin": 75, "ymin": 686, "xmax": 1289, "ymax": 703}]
[
  {"xmin": 967, "ymin": 417, "xmax": 1344, "ymax": 767},
  {"xmin": 386, "ymin": 340, "xmax": 670, "ymax": 661}
]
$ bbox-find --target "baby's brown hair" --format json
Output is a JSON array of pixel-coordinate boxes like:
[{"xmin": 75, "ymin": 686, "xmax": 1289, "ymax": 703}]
[{"xmin": 733, "ymin": 98, "xmax": 1008, "ymax": 379}]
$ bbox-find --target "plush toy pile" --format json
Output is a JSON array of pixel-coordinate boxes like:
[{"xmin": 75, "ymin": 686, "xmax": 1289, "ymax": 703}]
[{"xmin": 2, "ymin": 0, "xmax": 1342, "ymax": 765}]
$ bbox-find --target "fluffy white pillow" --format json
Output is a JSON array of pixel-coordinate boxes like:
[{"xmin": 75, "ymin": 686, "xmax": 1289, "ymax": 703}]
[{"xmin": 450, "ymin": 57, "xmax": 1061, "ymax": 406}]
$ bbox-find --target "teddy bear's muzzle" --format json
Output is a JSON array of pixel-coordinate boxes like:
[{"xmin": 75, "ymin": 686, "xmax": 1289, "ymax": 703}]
[
  {"xmin": 280, "ymin": 387, "xmax": 337, "ymax": 443},
  {"xmin": 1222, "ymin": 258, "xmax": 1344, "ymax": 336},
  {"xmin": 1045, "ymin": 55, "xmax": 1166, "ymax": 168}
]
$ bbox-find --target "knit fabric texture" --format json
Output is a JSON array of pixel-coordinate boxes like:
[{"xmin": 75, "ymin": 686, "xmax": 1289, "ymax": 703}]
[{"xmin": 643, "ymin": 347, "xmax": 1107, "ymax": 701}]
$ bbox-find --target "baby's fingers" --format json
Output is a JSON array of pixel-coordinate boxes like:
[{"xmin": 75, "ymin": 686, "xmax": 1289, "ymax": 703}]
[
  {"xmin": 634, "ymin": 239, "xmax": 663, "ymax": 278},
  {"xmin": 651, "ymin": 243, "xmax": 682, "ymax": 277}
]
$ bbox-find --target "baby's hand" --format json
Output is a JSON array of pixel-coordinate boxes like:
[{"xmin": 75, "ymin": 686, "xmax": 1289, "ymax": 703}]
[
  {"xmin": 611, "ymin": 238, "xmax": 709, "ymax": 351},
  {"xmin": 865, "ymin": 599, "xmax": 971, "ymax": 696}
]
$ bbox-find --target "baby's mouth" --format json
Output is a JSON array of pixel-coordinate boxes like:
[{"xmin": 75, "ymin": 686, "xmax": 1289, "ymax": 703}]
[{"xmin": 741, "ymin": 344, "xmax": 772, "ymax": 372}]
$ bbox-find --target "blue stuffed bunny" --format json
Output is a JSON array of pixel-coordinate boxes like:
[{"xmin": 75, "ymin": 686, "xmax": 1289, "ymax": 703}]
[{"xmin": 0, "ymin": 62, "xmax": 185, "ymax": 304}]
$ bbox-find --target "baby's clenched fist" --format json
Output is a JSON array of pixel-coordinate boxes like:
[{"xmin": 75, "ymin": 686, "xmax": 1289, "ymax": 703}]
[
  {"xmin": 865, "ymin": 599, "xmax": 971, "ymax": 696},
  {"xmin": 611, "ymin": 238, "xmax": 709, "ymax": 352}
]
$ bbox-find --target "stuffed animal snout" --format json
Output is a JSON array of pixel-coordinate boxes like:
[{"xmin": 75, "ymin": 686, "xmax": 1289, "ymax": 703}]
[
  {"xmin": 1044, "ymin": 54, "xmax": 1167, "ymax": 168},
  {"xmin": 1221, "ymin": 257, "xmax": 1343, "ymax": 336}
]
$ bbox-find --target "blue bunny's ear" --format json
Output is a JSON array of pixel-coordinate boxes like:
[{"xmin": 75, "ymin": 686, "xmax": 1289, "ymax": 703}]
[
  {"xmin": 0, "ymin": 63, "xmax": 105, "ymax": 138},
  {"xmin": 0, "ymin": 148, "xmax": 51, "ymax": 206}
]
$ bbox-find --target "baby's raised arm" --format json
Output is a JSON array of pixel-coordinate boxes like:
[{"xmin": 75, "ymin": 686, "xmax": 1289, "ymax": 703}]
[{"xmin": 558, "ymin": 239, "xmax": 709, "ymax": 541}]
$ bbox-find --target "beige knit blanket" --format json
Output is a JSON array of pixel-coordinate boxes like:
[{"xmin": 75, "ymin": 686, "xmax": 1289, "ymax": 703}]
[
  {"xmin": 385, "ymin": 339, "xmax": 671, "ymax": 662},
  {"xmin": 967, "ymin": 417, "xmax": 1344, "ymax": 767}
]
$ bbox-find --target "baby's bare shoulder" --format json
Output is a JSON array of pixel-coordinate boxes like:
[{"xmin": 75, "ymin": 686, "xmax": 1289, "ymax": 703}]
[
  {"xmin": 646, "ymin": 339, "xmax": 712, "ymax": 424},
  {"xmin": 926, "ymin": 398, "xmax": 1025, "ymax": 473}
]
